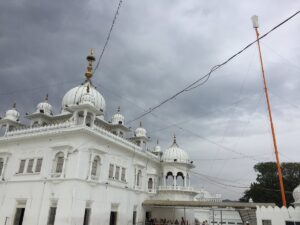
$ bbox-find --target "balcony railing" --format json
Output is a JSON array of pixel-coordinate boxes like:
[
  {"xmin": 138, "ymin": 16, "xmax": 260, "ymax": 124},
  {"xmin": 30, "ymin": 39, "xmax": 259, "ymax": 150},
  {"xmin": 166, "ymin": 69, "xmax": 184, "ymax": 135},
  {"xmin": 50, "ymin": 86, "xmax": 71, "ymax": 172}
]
[{"xmin": 158, "ymin": 186, "xmax": 195, "ymax": 192}]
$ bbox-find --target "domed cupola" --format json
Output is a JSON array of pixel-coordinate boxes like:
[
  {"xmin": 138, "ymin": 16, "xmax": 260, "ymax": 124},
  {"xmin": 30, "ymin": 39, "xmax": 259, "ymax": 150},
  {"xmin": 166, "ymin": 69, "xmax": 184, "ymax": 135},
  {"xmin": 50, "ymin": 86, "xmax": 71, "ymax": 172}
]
[
  {"xmin": 111, "ymin": 106, "xmax": 125, "ymax": 125},
  {"xmin": 293, "ymin": 184, "xmax": 300, "ymax": 207},
  {"xmin": 129, "ymin": 122, "xmax": 149, "ymax": 149},
  {"xmin": 61, "ymin": 49, "xmax": 106, "ymax": 114},
  {"xmin": 153, "ymin": 139, "xmax": 162, "ymax": 156},
  {"xmin": 135, "ymin": 122, "xmax": 147, "ymax": 138},
  {"xmin": 162, "ymin": 135, "xmax": 189, "ymax": 163},
  {"xmin": 36, "ymin": 94, "xmax": 53, "ymax": 116},
  {"xmin": 4, "ymin": 103, "xmax": 20, "ymax": 122}
]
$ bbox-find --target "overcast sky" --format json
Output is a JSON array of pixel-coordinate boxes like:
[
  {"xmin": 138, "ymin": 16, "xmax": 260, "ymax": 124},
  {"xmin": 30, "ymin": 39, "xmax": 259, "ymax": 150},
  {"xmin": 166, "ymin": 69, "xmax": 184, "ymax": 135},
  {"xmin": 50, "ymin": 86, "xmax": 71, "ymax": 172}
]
[{"xmin": 0, "ymin": 0, "xmax": 299, "ymax": 200}]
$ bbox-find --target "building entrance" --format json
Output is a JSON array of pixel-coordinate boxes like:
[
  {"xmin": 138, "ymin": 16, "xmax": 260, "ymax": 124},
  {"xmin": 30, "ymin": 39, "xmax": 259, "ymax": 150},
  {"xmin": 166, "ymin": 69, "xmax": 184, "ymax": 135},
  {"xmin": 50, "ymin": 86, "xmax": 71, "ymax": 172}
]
[
  {"xmin": 110, "ymin": 211, "xmax": 117, "ymax": 225},
  {"xmin": 13, "ymin": 208, "xmax": 25, "ymax": 225}
]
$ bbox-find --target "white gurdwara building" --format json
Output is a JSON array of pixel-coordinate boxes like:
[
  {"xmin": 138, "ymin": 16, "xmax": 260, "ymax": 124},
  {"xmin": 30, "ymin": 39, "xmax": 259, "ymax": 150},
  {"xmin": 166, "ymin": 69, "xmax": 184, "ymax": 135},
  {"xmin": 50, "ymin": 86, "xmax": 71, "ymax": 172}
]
[
  {"xmin": 0, "ymin": 51, "xmax": 204, "ymax": 225},
  {"xmin": 1, "ymin": 51, "xmax": 300, "ymax": 225}
]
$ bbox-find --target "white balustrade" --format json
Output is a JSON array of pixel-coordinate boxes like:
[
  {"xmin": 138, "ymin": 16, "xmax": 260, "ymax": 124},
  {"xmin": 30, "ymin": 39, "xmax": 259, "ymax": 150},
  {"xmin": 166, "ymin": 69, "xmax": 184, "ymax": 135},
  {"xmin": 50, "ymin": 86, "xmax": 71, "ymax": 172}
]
[{"xmin": 158, "ymin": 186, "xmax": 194, "ymax": 192}]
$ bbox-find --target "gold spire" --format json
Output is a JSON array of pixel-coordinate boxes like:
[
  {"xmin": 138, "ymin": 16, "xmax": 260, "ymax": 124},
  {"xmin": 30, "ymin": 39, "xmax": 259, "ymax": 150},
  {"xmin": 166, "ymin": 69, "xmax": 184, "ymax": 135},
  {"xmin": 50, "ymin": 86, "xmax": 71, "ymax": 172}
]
[
  {"xmin": 85, "ymin": 49, "xmax": 95, "ymax": 80},
  {"xmin": 173, "ymin": 134, "xmax": 177, "ymax": 144}
]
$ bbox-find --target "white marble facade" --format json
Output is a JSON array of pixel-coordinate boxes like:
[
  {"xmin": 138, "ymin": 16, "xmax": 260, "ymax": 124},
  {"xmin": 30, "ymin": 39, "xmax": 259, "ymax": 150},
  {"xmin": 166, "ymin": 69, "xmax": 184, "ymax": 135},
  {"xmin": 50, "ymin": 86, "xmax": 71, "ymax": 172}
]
[{"xmin": 0, "ymin": 51, "xmax": 200, "ymax": 225}]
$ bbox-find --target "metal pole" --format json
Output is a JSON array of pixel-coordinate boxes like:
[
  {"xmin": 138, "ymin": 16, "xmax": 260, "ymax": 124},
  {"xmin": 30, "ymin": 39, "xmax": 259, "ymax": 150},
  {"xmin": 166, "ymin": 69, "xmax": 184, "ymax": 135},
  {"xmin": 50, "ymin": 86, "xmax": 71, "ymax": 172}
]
[
  {"xmin": 220, "ymin": 210, "xmax": 222, "ymax": 225},
  {"xmin": 251, "ymin": 15, "xmax": 287, "ymax": 207}
]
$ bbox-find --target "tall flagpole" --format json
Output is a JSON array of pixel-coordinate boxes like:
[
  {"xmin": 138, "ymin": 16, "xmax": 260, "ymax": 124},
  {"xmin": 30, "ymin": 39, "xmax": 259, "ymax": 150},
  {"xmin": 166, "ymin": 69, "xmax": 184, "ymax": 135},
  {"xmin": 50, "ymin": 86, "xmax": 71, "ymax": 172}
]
[{"xmin": 251, "ymin": 15, "xmax": 287, "ymax": 207}]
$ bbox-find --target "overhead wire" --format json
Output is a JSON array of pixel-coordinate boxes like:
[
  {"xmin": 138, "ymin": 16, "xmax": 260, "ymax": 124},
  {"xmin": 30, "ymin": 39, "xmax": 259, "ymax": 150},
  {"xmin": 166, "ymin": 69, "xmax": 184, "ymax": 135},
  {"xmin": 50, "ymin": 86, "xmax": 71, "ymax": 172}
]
[
  {"xmin": 127, "ymin": 10, "xmax": 300, "ymax": 124},
  {"xmin": 95, "ymin": 80, "xmax": 270, "ymax": 162},
  {"xmin": 190, "ymin": 169, "xmax": 293, "ymax": 194},
  {"xmin": 209, "ymin": 49, "xmax": 256, "ymax": 176},
  {"xmin": 94, "ymin": 0, "xmax": 123, "ymax": 73}
]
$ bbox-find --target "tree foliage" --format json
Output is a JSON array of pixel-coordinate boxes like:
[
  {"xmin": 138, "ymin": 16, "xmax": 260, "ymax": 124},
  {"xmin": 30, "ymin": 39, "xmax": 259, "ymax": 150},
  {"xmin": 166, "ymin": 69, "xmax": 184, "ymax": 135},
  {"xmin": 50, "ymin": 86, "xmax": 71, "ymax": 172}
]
[{"xmin": 239, "ymin": 162, "xmax": 300, "ymax": 206}]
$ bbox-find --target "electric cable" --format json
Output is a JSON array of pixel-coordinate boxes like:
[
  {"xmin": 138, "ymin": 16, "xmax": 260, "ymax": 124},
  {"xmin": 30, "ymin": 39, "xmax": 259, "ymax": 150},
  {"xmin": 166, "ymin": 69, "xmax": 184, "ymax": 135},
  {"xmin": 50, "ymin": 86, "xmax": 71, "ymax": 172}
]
[
  {"xmin": 127, "ymin": 10, "xmax": 300, "ymax": 124},
  {"xmin": 94, "ymin": 0, "xmax": 123, "ymax": 73},
  {"xmin": 190, "ymin": 169, "xmax": 293, "ymax": 194}
]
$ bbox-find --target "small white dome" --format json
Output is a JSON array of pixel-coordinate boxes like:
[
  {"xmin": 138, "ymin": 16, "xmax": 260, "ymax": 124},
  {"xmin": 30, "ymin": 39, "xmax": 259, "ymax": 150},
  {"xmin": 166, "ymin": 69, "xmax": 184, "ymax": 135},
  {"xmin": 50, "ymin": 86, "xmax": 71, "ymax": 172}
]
[
  {"xmin": 153, "ymin": 140, "xmax": 162, "ymax": 153},
  {"xmin": 293, "ymin": 184, "xmax": 300, "ymax": 206},
  {"xmin": 112, "ymin": 107, "xmax": 124, "ymax": 125},
  {"xmin": 135, "ymin": 122, "xmax": 146, "ymax": 137},
  {"xmin": 154, "ymin": 145, "xmax": 161, "ymax": 153},
  {"xmin": 162, "ymin": 136, "xmax": 189, "ymax": 163},
  {"xmin": 62, "ymin": 81, "xmax": 105, "ymax": 113},
  {"xmin": 36, "ymin": 95, "xmax": 53, "ymax": 115},
  {"xmin": 4, "ymin": 104, "xmax": 20, "ymax": 121}
]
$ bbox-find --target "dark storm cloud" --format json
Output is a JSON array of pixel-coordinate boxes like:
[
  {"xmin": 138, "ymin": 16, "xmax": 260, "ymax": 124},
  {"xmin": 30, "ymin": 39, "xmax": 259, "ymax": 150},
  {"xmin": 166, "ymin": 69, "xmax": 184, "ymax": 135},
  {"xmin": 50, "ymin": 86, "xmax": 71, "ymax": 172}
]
[{"xmin": 1, "ymin": 0, "xmax": 299, "ymax": 199}]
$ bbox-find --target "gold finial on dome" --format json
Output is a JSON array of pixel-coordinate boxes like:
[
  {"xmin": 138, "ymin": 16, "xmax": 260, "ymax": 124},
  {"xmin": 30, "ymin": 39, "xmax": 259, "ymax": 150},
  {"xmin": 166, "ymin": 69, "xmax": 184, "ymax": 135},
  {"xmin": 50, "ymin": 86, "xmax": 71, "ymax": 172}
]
[
  {"xmin": 45, "ymin": 94, "xmax": 49, "ymax": 101},
  {"xmin": 13, "ymin": 103, "xmax": 16, "ymax": 108},
  {"xmin": 85, "ymin": 49, "xmax": 96, "ymax": 80},
  {"xmin": 173, "ymin": 134, "xmax": 177, "ymax": 144},
  {"xmin": 117, "ymin": 106, "xmax": 121, "ymax": 113}
]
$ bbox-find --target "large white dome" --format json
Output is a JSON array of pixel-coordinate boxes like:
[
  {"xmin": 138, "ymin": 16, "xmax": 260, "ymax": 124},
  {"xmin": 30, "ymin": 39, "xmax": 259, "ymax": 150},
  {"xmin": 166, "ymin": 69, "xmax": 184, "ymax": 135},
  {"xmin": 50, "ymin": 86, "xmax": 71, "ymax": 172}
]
[
  {"xmin": 162, "ymin": 137, "xmax": 189, "ymax": 163},
  {"xmin": 61, "ymin": 81, "xmax": 106, "ymax": 113}
]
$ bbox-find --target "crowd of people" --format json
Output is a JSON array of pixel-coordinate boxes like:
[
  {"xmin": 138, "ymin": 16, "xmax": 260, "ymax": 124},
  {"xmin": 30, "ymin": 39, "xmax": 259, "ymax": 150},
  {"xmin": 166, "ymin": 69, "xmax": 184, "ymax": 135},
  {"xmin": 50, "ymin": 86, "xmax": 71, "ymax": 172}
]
[
  {"xmin": 146, "ymin": 217, "xmax": 189, "ymax": 225},
  {"xmin": 145, "ymin": 217, "xmax": 209, "ymax": 225}
]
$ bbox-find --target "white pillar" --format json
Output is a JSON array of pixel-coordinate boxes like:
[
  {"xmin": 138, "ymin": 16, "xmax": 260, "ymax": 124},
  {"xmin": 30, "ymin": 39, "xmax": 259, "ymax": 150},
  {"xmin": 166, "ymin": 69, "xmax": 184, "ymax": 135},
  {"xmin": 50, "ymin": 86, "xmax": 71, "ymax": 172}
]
[
  {"xmin": 5, "ymin": 123, "xmax": 9, "ymax": 134},
  {"xmin": 91, "ymin": 114, "xmax": 96, "ymax": 127},
  {"xmin": 74, "ymin": 111, "xmax": 79, "ymax": 124},
  {"xmin": 173, "ymin": 174, "xmax": 176, "ymax": 186},
  {"xmin": 83, "ymin": 110, "xmax": 87, "ymax": 125}
]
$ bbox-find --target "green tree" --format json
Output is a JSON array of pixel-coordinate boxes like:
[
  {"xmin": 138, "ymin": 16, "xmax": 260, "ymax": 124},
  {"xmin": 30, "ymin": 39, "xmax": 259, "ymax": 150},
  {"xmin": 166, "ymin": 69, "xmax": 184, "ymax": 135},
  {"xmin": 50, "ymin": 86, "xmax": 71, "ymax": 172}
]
[{"xmin": 239, "ymin": 162, "xmax": 300, "ymax": 206}]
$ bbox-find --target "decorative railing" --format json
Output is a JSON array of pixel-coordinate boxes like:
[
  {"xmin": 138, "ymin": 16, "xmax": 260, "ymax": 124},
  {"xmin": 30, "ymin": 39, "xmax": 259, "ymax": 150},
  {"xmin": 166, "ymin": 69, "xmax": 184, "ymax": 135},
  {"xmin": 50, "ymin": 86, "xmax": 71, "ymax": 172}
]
[
  {"xmin": 158, "ymin": 186, "xmax": 195, "ymax": 192},
  {"xmin": 5, "ymin": 122, "xmax": 74, "ymax": 137},
  {"xmin": 92, "ymin": 125, "xmax": 141, "ymax": 150},
  {"xmin": 3, "ymin": 121, "xmax": 143, "ymax": 155}
]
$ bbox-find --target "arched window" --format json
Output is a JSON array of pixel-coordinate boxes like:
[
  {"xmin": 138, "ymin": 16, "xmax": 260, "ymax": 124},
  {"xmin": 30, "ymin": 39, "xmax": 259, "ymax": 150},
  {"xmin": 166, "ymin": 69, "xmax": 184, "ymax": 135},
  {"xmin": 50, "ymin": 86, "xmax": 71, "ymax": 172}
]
[
  {"xmin": 91, "ymin": 156, "xmax": 101, "ymax": 178},
  {"xmin": 0, "ymin": 158, "xmax": 4, "ymax": 176},
  {"xmin": 136, "ymin": 170, "xmax": 142, "ymax": 186},
  {"xmin": 166, "ymin": 171, "xmax": 174, "ymax": 186},
  {"xmin": 176, "ymin": 172, "xmax": 184, "ymax": 187},
  {"xmin": 148, "ymin": 178, "xmax": 153, "ymax": 191},
  {"xmin": 54, "ymin": 152, "xmax": 64, "ymax": 174}
]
